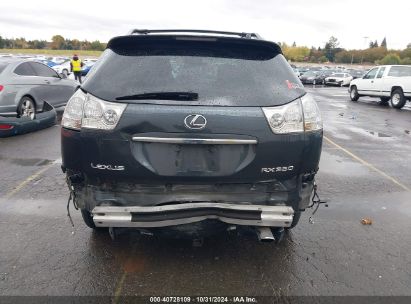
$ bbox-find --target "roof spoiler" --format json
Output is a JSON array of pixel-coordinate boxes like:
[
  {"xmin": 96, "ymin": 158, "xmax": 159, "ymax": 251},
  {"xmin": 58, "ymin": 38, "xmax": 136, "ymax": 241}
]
[{"xmin": 127, "ymin": 29, "xmax": 262, "ymax": 40}]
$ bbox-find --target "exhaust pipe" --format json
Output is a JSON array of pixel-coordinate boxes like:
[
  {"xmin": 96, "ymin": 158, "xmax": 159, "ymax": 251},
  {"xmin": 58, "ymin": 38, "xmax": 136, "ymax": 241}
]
[{"xmin": 256, "ymin": 227, "xmax": 275, "ymax": 243}]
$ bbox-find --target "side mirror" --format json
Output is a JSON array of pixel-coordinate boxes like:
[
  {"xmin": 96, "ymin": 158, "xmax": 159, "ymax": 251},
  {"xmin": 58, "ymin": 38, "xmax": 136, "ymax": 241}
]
[{"xmin": 59, "ymin": 73, "xmax": 67, "ymax": 79}]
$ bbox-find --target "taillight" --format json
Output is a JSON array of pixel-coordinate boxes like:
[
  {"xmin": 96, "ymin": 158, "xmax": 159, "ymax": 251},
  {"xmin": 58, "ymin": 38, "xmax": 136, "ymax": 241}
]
[
  {"xmin": 301, "ymin": 94, "xmax": 322, "ymax": 131},
  {"xmin": 61, "ymin": 90, "xmax": 85, "ymax": 130},
  {"xmin": 262, "ymin": 93, "xmax": 322, "ymax": 134},
  {"xmin": 0, "ymin": 85, "xmax": 4, "ymax": 92},
  {"xmin": 0, "ymin": 124, "xmax": 14, "ymax": 130},
  {"xmin": 62, "ymin": 90, "xmax": 126, "ymax": 131},
  {"xmin": 262, "ymin": 99, "xmax": 304, "ymax": 134}
]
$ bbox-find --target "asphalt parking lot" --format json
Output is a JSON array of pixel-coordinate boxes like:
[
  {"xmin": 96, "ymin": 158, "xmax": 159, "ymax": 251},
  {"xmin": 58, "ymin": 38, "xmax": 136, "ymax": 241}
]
[{"xmin": 0, "ymin": 86, "xmax": 410, "ymax": 298}]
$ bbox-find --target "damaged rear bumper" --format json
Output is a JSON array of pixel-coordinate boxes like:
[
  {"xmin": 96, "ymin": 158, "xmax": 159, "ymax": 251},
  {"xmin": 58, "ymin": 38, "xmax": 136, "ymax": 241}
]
[
  {"xmin": 92, "ymin": 203, "xmax": 294, "ymax": 228},
  {"xmin": 0, "ymin": 102, "xmax": 56, "ymax": 138},
  {"xmin": 68, "ymin": 177, "xmax": 315, "ymax": 211}
]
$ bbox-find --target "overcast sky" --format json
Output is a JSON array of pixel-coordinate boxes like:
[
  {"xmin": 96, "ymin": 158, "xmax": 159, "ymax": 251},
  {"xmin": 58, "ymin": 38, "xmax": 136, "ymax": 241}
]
[{"xmin": 1, "ymin": 0, "xmax": 410, "ymax": 50}]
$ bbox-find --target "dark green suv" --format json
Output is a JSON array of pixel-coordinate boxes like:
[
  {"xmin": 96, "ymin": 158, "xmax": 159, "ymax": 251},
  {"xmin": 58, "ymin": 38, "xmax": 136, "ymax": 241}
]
[{"xmin": 61, "ymin": 29, "xmax": 323, "ymax": 242}]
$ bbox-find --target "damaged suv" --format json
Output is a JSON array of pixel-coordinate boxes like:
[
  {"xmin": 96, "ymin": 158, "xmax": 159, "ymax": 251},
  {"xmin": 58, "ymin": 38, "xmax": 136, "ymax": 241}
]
[{"xmin": 61, "ymin": 29, "xmax": 323, "ymax": 242}]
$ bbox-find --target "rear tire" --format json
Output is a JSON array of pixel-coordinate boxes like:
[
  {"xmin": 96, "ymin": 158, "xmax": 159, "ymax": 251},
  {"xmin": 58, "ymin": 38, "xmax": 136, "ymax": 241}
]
[
  {"xmin": 390, "ymin": 88, "xmax": 406, "ymax": 109},
  {"xmin": 62, "ymin": 69, "xmax": 69, "ymax": 76},
  {"xmin": 349, "ymin": 86, "xmax": 359, "ymax": 101},
  {"xmin": 18, "ymin": 96, "xmax": 36, "ymax": 120}
]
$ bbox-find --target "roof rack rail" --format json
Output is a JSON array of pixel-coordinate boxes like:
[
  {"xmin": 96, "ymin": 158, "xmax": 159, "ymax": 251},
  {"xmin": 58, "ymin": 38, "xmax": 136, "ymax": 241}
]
[{"xmin": 128, "ymin": 29, "xmax": 262, "ymax": 39}]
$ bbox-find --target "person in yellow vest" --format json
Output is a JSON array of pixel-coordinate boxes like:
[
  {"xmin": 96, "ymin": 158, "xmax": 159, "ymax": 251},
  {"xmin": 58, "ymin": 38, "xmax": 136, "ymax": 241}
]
[{"xmin": 70, "ymin": 54, "xmax": 84, "ymax": 83}]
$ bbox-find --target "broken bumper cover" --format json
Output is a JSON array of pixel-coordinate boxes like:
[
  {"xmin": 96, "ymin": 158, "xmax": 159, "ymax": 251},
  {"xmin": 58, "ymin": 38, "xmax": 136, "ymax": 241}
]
[
  {"xmin": 92, "ymin": 203, "xmax": 294, "ymax": 228},
  {"xmin": 0, "ymin": 103, "xmax": 56, "ymax": 138}
]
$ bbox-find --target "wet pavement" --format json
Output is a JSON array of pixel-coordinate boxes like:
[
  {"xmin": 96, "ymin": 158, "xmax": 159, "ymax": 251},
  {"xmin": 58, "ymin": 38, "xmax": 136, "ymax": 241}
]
[{"xmin": 0, "ymin": 87, "xmax": 410, "ymax": 297}]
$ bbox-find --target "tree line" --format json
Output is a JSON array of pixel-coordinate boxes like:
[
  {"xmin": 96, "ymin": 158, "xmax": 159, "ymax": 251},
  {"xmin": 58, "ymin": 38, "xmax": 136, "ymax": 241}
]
[
  {"xmin": 1, "ymin": 34, "xmax": 411, "ymax": 65},
  {"xmin": 0, "ymin": 35, "xmax": 106, "ymax": 51},
  {"xmin": 281, "ymin": 36, "xmax": 411, "ymax": 65}
]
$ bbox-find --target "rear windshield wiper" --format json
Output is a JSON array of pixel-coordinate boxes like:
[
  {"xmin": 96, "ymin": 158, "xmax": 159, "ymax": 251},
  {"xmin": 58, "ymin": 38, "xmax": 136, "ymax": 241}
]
[{"xmin": 115, "ymin": 92, "xmax": 199, "ymax": 101}]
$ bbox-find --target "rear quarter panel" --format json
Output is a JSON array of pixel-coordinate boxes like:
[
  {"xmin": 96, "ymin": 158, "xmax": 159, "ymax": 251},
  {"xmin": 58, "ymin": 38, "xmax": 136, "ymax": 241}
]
[{"xmin": 382, "ymin": 76, "xmax": 411, "ymax": 97}]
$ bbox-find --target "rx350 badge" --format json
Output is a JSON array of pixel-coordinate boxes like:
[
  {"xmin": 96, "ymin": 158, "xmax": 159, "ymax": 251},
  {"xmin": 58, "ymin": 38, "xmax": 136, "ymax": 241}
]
[{"xmin": 261, "ymin": 166, "xmax": 294, "ymax": 173}]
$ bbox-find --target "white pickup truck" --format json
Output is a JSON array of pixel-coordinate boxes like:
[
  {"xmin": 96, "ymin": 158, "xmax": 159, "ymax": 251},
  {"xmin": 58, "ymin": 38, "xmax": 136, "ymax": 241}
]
[{"xmin": 349, "ymin": 65, "xmax": 411, "ymax": 108}]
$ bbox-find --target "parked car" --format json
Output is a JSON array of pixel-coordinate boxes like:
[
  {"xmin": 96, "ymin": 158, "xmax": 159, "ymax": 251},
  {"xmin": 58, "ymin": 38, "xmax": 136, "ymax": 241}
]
[
  {"xmin": 0, "ymin": 58, "xmax": 77, "ymax": 119},
  {"xmin": 347, "ymin": 69, "xmax": 366, "ymax": 80},
  {"xmin": 349, "ymin": 65, "xmax": 411, "ymax": 108},
  {"xmin": 308, "ymin": 67, "xmax": 322, "ymax": 72},
  {"xmin": 293, "ymin": 68, "xmax": 301, "ymax": 77},
  {"xmin": 35, "ymin": 55, "xmax": 47, "ymax": 61},
  {"xmin": 320, "ymin": 70, "xmax": 336, "ymax": 79},
  {"xmin": 81, "ymin": 62, "xmax": 96, "ymax": 76},
  {"xmin": 52, "ymin": 61, "xmax": 71, "ymax": 76},
  {"xmin": 324, "ymin": 73, "xmax": 353, "ymax": 86},
  {"xmin": 83, "ymin": 58, "xmax": 98, "ymax": 65},
  {"xmin": 15, "ymin": 55, "xmax": 34, "ymax": 60},
  {"xmin": 300, "ymin": 70, "xmax": 333, "ymax": 85},
  {"xmin": 36, "ymin": 59, "xmax": 58, "ymax": 68},
  {"xmin": 326, "ymin": 68, "xmax": 344, "ymax": 75},
  {"xmin": 298, "ymin": 67, "xmax": 310, "ymax": 75},
  {"xmin": 51, "ymin": 57, "xmax": 69, "ymax": 65},
  {"xmin": 54, "ymin": 59, "xmax": 96, "ymax": 77},
  {"xmin": 61, "ymin": 29, "xmax": 323, "ymax": 241},
  {"xmin": 300, "ymin": 71, "xmax": 322, "ymax": 85}
]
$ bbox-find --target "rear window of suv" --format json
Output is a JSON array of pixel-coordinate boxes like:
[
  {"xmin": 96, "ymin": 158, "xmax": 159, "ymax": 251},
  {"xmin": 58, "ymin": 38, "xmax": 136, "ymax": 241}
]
[
  {"xmin": 387, "ymin": 66, "xmax": 411, "ymax": 77},
  {"xmin": 82, "ymin": 37, "xmax": 304, "ymax": 107}
]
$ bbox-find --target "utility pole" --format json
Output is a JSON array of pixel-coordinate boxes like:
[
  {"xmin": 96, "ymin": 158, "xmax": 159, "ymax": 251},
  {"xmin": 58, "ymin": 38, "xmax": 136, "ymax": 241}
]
[
  {"xmin": 363, "ymin": 36, "xmax": 369, "ymax": 49},
  {"xmin": 361, "ymin": 36, "xmax": 369, "ymax": 65}
]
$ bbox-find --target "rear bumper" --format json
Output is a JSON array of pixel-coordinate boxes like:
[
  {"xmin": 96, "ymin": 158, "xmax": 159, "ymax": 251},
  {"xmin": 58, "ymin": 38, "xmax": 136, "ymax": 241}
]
[
  {"xmin": 92, "ymin": 203, "xmax": 294, "ymax": 228},
  {"xmin": 69, "ymin": 177, "xmax": 315, "ymax": 214}
]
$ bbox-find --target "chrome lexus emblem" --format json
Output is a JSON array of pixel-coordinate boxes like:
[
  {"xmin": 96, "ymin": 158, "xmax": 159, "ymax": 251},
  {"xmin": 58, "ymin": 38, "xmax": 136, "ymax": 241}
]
[{"xmin": 184, "ymin": 114, "xmax": 207, "ymax": 130}]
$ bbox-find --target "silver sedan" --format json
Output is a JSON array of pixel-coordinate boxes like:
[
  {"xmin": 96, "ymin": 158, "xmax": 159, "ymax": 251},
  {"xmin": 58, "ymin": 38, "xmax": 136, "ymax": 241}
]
[{"xmin": 0, "ymin": 58, "xmax": 78, "ymax": 119}]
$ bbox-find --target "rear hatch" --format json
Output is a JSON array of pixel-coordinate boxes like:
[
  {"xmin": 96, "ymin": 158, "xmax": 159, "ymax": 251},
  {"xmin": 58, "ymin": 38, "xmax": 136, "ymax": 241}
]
[{"xmin": 79, "ymin": 35, "xmax": 307, "ymax": 183}]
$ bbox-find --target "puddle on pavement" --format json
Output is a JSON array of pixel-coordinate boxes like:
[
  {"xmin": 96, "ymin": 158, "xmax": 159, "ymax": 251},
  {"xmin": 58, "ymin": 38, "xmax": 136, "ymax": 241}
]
[
  {"xmin": 367, "ymin": 131, "xmax": 391, "ymax": 138},
  {"xmin": 323, "ymin": 125, "xmax": 351, "ymax": 140},
  {"xmin": 319, "ymin": 151, "xmax": 369, "ymax": 176},
  {"xmin": 345, "ymin": 126, "xmax": 394, "ymax": 140},
  {"xmin": 330, "ymin": 103, "xmax": 348, "ymax": 109},
  {"xmin": 0, "ymin": 155, "xmax": 53, "ymax": 166}
]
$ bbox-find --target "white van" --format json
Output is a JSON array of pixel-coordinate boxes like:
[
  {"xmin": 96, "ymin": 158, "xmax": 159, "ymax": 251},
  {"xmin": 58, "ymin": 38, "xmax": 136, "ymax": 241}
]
[{"xmin": 349, "ymin": 65, "xmax": 411, "ymax": 108}]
